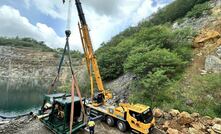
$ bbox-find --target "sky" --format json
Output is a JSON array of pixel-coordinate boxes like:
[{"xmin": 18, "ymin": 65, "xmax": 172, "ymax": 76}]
[{"xmin": 0, "ymin": 0, "xmax": 173, "ymax": 51}]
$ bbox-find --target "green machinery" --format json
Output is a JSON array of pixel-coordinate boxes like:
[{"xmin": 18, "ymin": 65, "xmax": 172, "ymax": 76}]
[{"xmin": 38, "ymin": 93, "xmax": 86, "ymax": 134}]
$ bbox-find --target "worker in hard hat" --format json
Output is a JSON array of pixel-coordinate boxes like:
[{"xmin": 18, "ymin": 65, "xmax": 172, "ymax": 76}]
[{"xmin": 88, "ymin": 118, "xmax": 95, "ymax": 134}]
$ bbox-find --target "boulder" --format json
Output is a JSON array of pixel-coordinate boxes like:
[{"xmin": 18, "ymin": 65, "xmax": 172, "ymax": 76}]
[
  {"xmin": 216, "ymin": 46, "xmax": 221, "ymax": 58},
  {"xmin": 162, "ymin": 121, "xmax": 170, "ymax": 131},
  {"xmin": 191, "ymin": 122, "xmax": 206, "ymax": 131},
  {"xmin": 205, "ymin": 55, "xmax": 221, "ymax": 73},
  {"xmin": 212, "ymin": 124, "xmax": 221, "ymax": 134},
  {"xmin": 185, "ymin": 99, "xmax": 194, "ymax": 106},
  {"xmin": 207, "ymin": 128, "xmax": 216, "ymax": 134},
  {"xmin": 181, "ymin": 128, "xmax": 189, "ymax": 134},
  {"xmin": 169, "ymin": 109, "xmax": 180, "ymax": 117},
  {"xmin": 201, "ymin": 116, "xmax": 213, "ymax": 126},
  {"xmin": 191, "ymin": 112, "xmax": 200, "ymax": 118},
  {"xmin": 213, "ymin": 118, "xmax": 221, "ymax": 125},
  {"xmin": 194, "ymin": 30, "xmax": 220, "ymax": 44},
  {"xmin": 189, "ymin": 127, "xmax": 203, "ymax": 134},
  {"xmin": 217, "ymin": 38, "xmax": 221, "ymax": 46},
  {"xmin": 177, "ymin": 112, "xmax": 194, "ymax": 125},
  {"xmin": 164, "ymin": 112, "xmax": 173, "ymax": 120},
  {"xmin": 167, "ymin": 128, "xmax": 179, "ymax": 134},
  {"xmin": 154, "ymin": 108, "xmax": 163, "ymax": 118}
]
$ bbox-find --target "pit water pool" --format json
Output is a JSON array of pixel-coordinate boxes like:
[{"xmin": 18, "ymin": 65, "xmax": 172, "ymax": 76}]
[{"xmin": 0, "ymin": 78, "xmax": 51, "ymax": 117}]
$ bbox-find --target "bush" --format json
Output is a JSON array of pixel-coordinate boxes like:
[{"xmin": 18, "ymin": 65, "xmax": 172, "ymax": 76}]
[
  {"xmin": 96, "ymin": 25, "xmax": 193, "ymax": 81},
  {"xmin": 97, "ymin": 38, "xmax": 135, "ymax": 80},
  {"xmin": 0, "ymin": 37, "xmax": 54, "ymax": 52},
  {"xmin": 124, "ymin": 48, "xmax": 186, "ymax": 77},
  {"xmin": 149, "ymin": 0, "xmax": 210, "ymax": 25},
  {"xmin": 186, "ymin": 2, "xmax": 212, "ymax": 18}
]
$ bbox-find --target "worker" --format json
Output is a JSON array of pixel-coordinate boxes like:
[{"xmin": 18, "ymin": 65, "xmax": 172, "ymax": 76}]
[{"xmin": 88, "ymin": 118, "xmax": 95, "ymax": 134}]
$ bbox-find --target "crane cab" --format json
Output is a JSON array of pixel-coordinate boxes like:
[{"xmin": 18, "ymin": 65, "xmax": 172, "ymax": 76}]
[{"xmin": 122, "ymin": 103, "xmax": 155, "ymax": 134}]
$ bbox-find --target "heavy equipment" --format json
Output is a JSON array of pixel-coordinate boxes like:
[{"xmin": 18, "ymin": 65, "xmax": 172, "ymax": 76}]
[
  {"xmin": 75, "ymin": 0, "xmax": 112, "ymax": 106},
  {"xmin": 38, "ymin": 1, "xmax": 86, "ymax": 133},
  {"xmin": 38, "ymin": 93, "xmax": 86, "ymax": 134},
  {"xmin": 75, "ymin": 0, "xmax": 156, "ymax": 133}
]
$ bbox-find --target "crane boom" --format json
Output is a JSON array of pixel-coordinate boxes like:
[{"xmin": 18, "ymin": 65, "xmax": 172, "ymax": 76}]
[{"xmin": 75, "ymin": 0, "xmax": 112, "ymax": 104}]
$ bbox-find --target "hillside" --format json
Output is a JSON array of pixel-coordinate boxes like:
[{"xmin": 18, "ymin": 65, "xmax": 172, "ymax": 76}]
[
  {"xmin": 0, "ymin": 0, "xmax": 221, "ymax": 134},
  {"xmin": 0, "ymin": 37, "xmax": 54, "ymax": 52},
  {"xmin": 0, "ymin": 37, "xmax": 85, "ymax": 92},
  {"xmin": 96, "ymin": 0, "xmax": 221, "ymax": 118}
]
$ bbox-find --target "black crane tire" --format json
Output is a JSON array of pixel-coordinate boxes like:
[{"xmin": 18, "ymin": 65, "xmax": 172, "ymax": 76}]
[
  {"xmin": 106, "ymin": 116, "xmax": 115, "ymax": 127},
  {"xmin": 117, "ymin": 120, "xmax": 127, "ymax": 132}
]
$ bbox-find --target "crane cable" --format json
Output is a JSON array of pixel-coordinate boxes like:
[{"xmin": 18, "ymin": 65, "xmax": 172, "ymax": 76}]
[{"xmin": 48, "ymin": 0, "xmax": 86, "ymax": 133}]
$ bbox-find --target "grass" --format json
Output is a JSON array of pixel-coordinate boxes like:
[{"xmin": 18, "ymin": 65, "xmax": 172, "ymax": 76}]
[{"xmin": 160, "ymin": 73, "xmax": 221, "ymax": 117}]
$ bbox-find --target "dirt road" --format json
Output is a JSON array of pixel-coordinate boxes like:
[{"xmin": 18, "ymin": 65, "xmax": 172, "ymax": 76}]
[{"xmin": 0, "ymin": 116, "xmax": 164, "ymax": 134}]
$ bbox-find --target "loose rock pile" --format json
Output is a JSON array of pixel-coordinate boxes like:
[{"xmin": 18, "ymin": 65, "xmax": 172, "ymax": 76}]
[
  {"xmin": 0, "ymin": 116, "xmax": 33, "ymax": 134},
  {"xmin": 154, "ymin": 108, "xmax": 221, "ymax": 134}
]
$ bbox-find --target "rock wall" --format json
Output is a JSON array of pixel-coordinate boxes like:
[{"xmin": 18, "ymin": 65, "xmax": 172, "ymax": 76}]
[{"xmin": 0, "ymin": 46, "xmax": 83, "ymax": 87}]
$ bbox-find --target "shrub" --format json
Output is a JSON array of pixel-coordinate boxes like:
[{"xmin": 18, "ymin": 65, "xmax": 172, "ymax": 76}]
[
  {"xmin": 186, "ymin": 2, "xmax": 212, "ymax": 18},
  {"xmin": 149, "ymin": 0, "xmax": 210, "ymax": 25}
]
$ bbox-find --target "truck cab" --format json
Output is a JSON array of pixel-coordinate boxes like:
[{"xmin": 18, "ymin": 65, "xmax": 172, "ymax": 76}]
[{"xmin": 120, "ymin": 103, "xmax": 155, "ymax": 134}]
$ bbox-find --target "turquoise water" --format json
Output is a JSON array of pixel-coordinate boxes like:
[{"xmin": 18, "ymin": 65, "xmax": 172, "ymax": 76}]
[{"xmin": 0, "ymin": 78, "xmax": 50, "ymax": 116}]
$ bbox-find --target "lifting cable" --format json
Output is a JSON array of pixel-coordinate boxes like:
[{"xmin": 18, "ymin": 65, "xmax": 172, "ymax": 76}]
[{"xmin": 48, "ymin": 0, "xmax": 86, "ymax": 133}]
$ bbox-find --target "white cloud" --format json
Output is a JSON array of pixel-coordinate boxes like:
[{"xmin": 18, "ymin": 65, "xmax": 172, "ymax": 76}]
[
  {"xmin": 1, "ymin": 0, "xmax": 171, "ymax": 51},
  {"xmin": 0, "ymin": 5, "xmax": 66, "ymax": 49}
]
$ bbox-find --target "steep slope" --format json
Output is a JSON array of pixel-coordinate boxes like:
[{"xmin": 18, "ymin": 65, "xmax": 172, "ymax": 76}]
[
  {"xmin": 96, "ymin": 0, "xmax": 221, "ymax": 117},
  {"xmin": 0, "ymin": 38, "xmax": 85, "ymax": 92}
]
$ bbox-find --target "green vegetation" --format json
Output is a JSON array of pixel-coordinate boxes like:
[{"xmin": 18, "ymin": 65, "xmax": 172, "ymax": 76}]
[
  {"xmin": 96, "ymin": 0, "xmax": 219, "ymax": 117},
  {"xmin": 56, "ymin": 48, "xmax": 83, "ymax": 59},
  {"xmin": 97, "ymin": 24, "xmax": 195, "ymax": 110},
  {"xmin": 97, "ymin": 25, "xmax": 194, "ymax": 80},
  {"xmin": 149, "ymin": 0, "xmax": 210, "ymax": 25},
  {"xmin": 164, "ymin": 74, "xmax": 221, "ymax": 117},
  {"xmin": 0, "ymin": 37, "xmax": 54, "ymax": 52},
  {"xmin": 186, "ymin": 2, "xmax": 212, "ymax": 18},
  {"xmin": 0, "ymin": 37, "xmax": 83, "ymax": 59}
]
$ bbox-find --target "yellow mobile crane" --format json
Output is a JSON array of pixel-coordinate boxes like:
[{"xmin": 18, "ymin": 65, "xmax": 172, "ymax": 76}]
[
  {"xmin": 75, "ymin": 0, "xmax": 112, "ymax": 106},
  {"xmin": 75, "ymin": 0, "xmax": 155, "ymax": 133}
]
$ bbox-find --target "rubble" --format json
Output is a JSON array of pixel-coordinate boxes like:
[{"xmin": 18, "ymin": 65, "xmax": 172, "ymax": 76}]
[
  {"xmin": 177, "ymin": 112, "xmax": 194, "ymax": 125},
  {"xmin": 212, "ymin": 124, "xmax": 221, "ymax": 133},
  {"xmin": 213, "ymin": 118, "xmax": 221, "ymax": 125},
  {"xmin": 154, "ymin": 109, "xmax": 220, "ymax": 134},
  {"xmin": 167, "ymin": 128, "xmax": 179, "ymax": 134},
  {"xmin": 191, "ymin": 113, "xmax": 200, "ymax": 118},
  {"xmin": 154, "ymin": 108, "xmax": 163, "ymax": 118},
  {"xmin": 169, "ymin": 109, "xmax": 180, "ymax": 117}
]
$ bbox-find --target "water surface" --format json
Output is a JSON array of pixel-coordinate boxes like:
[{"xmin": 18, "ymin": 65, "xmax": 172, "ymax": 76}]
[{"xmin": 0, "ymin": 78, "xmax": 50, "ymax": 116}]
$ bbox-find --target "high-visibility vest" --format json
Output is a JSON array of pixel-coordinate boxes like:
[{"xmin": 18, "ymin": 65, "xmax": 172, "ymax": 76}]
[{"xmin": 88, "ymin": 121, "xmax": 95, "ymax": 127}]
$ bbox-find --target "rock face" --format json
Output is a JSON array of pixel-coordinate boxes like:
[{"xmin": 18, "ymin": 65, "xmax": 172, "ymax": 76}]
[
  {"xmin": 0, "ymin": 46, "xmax": 83, "ymax": 87},
  {"xmin": 105, "ymin": 73, "xmax": 135, "ymax": 101},
  {"xmin": 194, "ymin": 30, "xmax": 220, "ymax": 47},
  {"xmin": 205, "ymin": 55, "xmax": 221, "ymax": 72}
]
